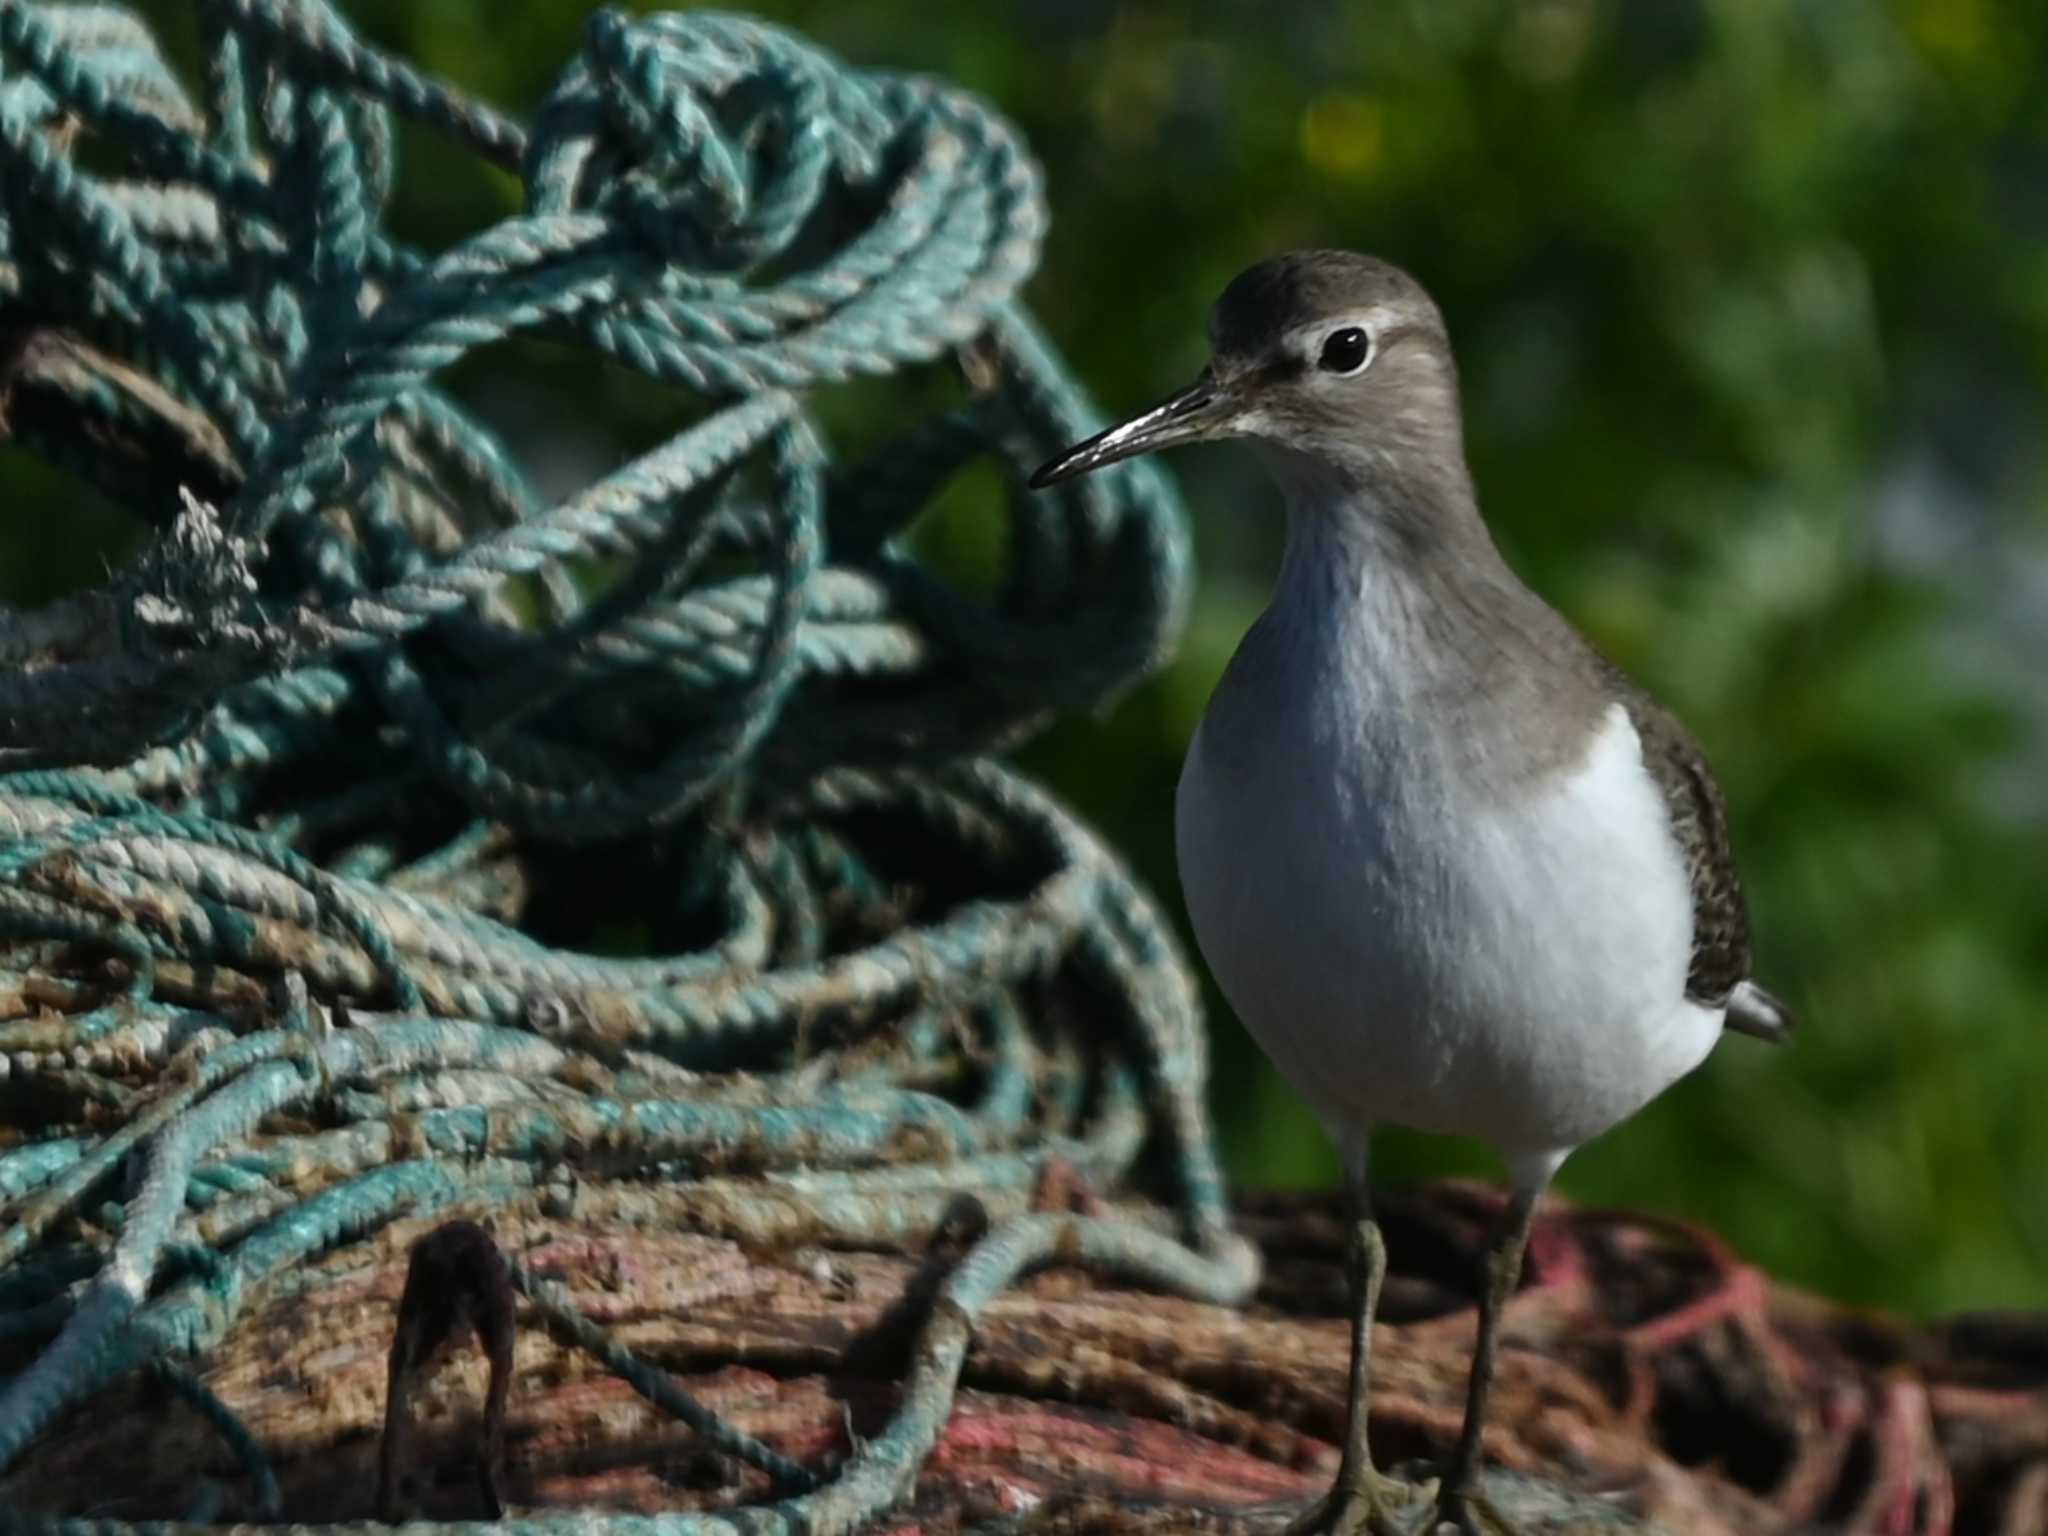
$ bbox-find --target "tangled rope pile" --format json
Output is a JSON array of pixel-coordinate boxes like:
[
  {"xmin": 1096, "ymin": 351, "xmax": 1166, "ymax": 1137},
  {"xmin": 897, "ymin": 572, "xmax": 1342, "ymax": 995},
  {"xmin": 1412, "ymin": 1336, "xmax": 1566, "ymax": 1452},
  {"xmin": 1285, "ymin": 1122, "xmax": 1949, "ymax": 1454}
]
[{"xmin": 0, "ymin": 2, "xmax": 1258, "ymax": 1530}]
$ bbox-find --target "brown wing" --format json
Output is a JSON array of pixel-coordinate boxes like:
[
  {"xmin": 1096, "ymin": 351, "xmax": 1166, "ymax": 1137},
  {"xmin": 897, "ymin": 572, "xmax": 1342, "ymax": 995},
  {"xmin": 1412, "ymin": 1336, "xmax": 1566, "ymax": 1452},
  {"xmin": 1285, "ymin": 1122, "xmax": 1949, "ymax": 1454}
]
[{"xmin": 1597, "ymin": 665, "xmax": 1752, "ymax": 1008}]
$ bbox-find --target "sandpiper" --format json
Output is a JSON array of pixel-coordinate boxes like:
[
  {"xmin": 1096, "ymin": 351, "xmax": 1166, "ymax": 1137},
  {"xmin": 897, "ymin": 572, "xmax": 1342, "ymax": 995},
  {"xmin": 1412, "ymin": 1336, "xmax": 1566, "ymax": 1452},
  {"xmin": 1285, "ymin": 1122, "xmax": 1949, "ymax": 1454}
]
[{"xmin": 1032, "ymin": 251, "xmax": 1792, "ymax": 1536}]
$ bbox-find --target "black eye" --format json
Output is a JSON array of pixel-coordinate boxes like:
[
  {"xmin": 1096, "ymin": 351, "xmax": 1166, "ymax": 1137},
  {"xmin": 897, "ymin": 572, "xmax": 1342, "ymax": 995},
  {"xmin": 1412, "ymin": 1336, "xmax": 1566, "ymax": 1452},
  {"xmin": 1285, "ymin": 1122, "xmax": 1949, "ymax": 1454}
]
[{"xmin": 1318, "ymin": 327, "xmax": 1373, "ymax": 374}]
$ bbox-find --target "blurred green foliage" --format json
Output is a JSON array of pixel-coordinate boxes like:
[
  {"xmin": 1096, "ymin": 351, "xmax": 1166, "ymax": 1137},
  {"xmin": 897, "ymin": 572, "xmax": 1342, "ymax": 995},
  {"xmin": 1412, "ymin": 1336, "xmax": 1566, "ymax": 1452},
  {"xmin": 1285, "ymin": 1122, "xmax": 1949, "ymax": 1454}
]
[{"xmin": 10, "ymin": 0, "xmax": 2048, "ymax": 1313}]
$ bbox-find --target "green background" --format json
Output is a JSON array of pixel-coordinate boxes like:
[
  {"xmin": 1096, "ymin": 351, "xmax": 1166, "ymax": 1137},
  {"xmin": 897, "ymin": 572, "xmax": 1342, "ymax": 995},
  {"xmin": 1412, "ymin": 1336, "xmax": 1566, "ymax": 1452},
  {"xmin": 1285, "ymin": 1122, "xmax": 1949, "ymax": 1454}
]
[{"xmin": 8, "ymin": 0, "xmax": 2048, "ymax": 1315}]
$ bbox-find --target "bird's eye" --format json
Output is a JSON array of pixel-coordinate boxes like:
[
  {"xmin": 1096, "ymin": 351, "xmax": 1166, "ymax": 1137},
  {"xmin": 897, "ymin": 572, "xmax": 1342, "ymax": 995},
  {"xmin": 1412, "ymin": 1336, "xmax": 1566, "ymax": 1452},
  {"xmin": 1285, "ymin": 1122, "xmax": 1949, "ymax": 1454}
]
[{"xmin": 1318, "ymin": 327, "xmax": 1373, "ymax": 375}]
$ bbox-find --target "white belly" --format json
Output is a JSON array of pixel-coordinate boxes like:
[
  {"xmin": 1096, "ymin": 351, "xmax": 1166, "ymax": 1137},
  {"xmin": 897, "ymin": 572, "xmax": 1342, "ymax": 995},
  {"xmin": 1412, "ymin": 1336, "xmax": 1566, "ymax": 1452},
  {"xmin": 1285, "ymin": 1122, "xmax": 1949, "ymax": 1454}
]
[{"xmin": 1176, "ymin": 693, "xmax": 1722, "ymax": 1184}]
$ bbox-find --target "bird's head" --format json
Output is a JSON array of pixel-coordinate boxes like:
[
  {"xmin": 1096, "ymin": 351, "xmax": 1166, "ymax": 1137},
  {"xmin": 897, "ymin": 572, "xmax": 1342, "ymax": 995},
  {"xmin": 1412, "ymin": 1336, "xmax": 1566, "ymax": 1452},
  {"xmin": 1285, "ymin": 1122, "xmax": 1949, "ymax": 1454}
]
[{"xmin": 1031, "ymin": 250, "xmax": 1465, "ymax": 496}]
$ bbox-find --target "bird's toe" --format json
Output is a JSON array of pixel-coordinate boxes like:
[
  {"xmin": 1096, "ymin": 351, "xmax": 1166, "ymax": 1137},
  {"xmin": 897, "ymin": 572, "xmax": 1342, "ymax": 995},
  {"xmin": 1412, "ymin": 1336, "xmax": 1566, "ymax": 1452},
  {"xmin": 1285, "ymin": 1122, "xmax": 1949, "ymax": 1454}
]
[
  {"xmin": 1283, "ymin": 1474, "xmax": 1431, "ymax": 1536},
  {"xmin": 1431, "ymin": 1488, "xmax": 1524, "ymax": 1536}
]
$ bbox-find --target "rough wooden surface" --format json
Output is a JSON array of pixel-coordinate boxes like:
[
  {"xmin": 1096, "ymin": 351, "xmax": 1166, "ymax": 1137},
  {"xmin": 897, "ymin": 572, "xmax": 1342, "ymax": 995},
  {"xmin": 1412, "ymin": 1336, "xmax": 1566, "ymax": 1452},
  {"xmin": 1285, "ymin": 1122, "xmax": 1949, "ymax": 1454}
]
[{"xmin": 8, "ymin": 1184, "xmax": 2044, "ymax": 1535}]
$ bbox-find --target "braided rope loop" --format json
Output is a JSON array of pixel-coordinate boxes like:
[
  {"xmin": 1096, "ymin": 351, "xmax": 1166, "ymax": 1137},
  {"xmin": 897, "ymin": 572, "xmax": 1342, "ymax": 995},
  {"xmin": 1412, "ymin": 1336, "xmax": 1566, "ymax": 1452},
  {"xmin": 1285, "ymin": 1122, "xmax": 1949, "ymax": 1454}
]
[{"xmin": 0, "ymin": 3, "xmax": 1247, "ymax": 1529}]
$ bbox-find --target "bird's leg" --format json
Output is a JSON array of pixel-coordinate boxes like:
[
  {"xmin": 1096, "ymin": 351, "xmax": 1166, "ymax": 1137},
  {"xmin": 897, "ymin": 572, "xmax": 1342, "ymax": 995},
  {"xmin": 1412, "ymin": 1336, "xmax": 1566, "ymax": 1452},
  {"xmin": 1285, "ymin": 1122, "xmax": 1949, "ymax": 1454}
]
[
  {"xmin": 1289, "ymin": 1158, "xmax": 1420, "ymax": 1536},
  {"xmin": 1435, "ymin": 1186, "xmax": 1543, "ymax": 1536},
  {"xmin": 376, "ymin": 1220, "xmax": 516, "ymax": 1522}
]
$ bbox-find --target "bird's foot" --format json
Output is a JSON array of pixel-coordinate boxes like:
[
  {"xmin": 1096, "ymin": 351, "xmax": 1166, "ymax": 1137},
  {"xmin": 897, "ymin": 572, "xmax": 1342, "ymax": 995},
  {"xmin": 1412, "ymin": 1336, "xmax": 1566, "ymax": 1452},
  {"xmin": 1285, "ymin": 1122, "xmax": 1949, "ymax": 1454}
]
[
  {"xmin": 1285, "ymin": 1471, "xmax": 1431, "ymax": 1536},
  {"xmin": 1430, "ymin": 1485, "xmax": 1522, "ymax": 1536}
]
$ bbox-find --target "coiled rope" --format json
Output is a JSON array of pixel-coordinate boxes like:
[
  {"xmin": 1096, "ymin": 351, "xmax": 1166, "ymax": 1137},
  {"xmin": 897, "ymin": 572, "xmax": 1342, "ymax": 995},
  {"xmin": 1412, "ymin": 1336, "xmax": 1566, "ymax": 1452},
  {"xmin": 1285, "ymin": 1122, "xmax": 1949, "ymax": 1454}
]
[{"xmin": 0, "ymin": 3, "xmax": 1257, "ymax": 1530}]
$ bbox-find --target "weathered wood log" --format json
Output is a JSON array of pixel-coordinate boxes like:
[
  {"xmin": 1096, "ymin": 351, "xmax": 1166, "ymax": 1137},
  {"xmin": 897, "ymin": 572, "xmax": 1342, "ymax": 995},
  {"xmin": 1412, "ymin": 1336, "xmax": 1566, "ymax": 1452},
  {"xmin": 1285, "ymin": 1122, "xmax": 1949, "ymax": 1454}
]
[{"xmin": 8, "ymin": 1184, "xmax": 2040, "ymax": 1535}]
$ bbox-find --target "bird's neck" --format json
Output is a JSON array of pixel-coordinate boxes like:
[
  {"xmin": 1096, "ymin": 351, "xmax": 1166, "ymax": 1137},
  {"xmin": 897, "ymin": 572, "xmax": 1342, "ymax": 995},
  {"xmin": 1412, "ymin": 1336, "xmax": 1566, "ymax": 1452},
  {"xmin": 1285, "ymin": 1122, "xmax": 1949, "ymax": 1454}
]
[
  {"xmin": 1256, "ymin": 439, "xmax": 1519, "ymax": 640},
  {"xmin": 1249, "ymin": 440, "xmax": 1612, "ymax": 789}
]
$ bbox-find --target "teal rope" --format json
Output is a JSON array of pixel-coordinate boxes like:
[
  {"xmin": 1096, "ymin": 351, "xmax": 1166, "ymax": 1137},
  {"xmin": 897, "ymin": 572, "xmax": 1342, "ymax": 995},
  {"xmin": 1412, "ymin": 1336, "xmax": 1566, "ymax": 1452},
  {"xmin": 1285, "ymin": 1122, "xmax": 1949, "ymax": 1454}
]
[
  {"xmin": 0, "ymin": 2, "xmax": 1249, "ymax": 1530},
  {"xmin": 149, "ymin": 1362, "xmax": 284, "ymax": 1518},
  {"xmin": 508, "ymin": 1262, "xmax": 815, "ymax": 1493}
]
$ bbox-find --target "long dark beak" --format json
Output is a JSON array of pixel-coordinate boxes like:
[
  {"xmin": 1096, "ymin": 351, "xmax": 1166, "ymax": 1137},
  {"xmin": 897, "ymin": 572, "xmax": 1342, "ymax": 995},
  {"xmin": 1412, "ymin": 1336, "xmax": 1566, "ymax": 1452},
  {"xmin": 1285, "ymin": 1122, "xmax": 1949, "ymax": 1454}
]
[{"xmin": 1029, "ymin": 371, "xmax": 1241, "ymax": 488}]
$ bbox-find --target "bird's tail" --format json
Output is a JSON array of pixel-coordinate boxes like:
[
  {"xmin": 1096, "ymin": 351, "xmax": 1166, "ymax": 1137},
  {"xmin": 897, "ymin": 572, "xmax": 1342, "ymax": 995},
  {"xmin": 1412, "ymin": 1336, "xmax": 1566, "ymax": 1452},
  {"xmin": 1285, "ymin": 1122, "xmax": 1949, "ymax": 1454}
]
[{"xmin": 1724, "ymin": 979, "xmax": 1796, "ymax": 1043}]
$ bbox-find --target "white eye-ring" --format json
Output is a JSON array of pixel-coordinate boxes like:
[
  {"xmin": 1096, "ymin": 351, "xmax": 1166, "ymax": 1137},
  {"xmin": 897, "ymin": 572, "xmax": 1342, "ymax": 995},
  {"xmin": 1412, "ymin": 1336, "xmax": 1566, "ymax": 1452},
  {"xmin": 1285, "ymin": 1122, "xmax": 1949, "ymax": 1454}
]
[{"xmin": 1317, "ymin": 326, "xmax": 1374, "ymax": 375}]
